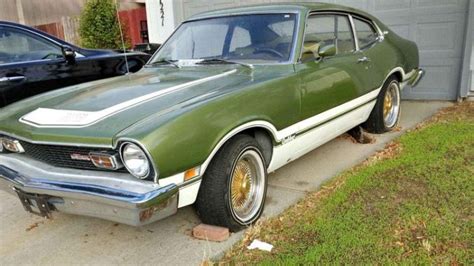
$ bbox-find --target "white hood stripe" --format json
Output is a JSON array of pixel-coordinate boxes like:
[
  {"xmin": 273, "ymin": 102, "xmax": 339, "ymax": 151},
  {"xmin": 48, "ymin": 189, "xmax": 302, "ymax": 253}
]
[{"xmin": 20, "ymin": 70, "xmax": 237, "ymax": 128}]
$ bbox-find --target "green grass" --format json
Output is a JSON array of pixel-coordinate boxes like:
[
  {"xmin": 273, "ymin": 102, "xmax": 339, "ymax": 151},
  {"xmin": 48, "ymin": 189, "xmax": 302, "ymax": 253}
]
[{"xmin": 221, "ymin": 103, "xmax": 474, "ymax": 265}]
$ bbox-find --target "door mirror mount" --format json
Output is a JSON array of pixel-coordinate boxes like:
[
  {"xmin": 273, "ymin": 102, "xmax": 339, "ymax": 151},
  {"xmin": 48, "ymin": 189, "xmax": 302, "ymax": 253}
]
[
  {"xmin": 62, "ymin": 46, "xmax": 76, "ymax": 64},
  {"xmin": 318, "ymin": 45, "xmax": 336, "ymax": 58}
]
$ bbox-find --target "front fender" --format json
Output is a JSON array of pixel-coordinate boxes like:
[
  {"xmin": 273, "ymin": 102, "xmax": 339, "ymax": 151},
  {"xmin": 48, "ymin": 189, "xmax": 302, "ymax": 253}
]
[{"xmin": 115, "ymin": 72, "xmax": 300, "ymax": 178}]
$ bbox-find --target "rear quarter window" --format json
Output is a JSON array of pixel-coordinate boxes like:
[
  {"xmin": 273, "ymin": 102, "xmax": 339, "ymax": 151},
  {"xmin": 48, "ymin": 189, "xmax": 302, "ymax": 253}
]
[{"xmin": 354, "ymin": 18, "xmax": 379, "ymax": 49}]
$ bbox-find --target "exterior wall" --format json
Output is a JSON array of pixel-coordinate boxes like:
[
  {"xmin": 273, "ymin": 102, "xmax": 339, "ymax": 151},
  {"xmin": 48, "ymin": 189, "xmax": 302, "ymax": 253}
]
[
  {"xmin": 470, "ymin": 54, "xmax": 473, "ymax": 96},
  {"xmin": 145, "ymin": 0, "xmax": 177, "ymax": 44},
  {"xmin": 0, "ymin": 0, "xmax": 143, "ymax": 26},
  {"xmin": 470, "ymin": 18, "xmax": 474, "ymax": 95},
  {"xmin": 119, "ymin": 8, "xmax": 148, "ymax": 45},
  {"xmin": 460, "ymin": 0, "xmax": 473, "ymax": 98},
  {"xmin": 471, "ymin": 46, "xmax": 473, "ymax": 94}
]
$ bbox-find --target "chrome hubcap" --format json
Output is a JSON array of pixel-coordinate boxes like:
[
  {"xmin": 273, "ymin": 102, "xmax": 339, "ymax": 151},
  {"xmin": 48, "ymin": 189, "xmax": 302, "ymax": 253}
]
[
  {"xmin": 230, "ymin": 150, "xmax": 265, "ymax": 222},
  {"xmin": 383, "ymin": 82, "xmax": 400, "ymax": 128}
]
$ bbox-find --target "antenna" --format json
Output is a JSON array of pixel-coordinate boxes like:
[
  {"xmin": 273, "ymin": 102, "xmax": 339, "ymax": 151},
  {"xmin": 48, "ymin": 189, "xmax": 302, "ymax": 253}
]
[{"xmin": 115, "ymin": 0, "xmax": 130, "ymax": 75}]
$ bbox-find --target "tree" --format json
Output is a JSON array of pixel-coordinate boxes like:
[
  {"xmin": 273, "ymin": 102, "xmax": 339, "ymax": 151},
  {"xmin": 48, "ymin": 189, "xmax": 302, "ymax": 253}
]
[{"xmin": 78, "ymin": 0, "xmax": 130, "ymax": 49}]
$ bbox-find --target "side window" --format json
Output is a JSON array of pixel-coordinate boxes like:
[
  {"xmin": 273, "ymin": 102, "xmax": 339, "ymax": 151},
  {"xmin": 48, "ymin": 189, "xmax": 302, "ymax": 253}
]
[
  {"xmin": 0, "ymin": 27, "xmax": 63, "ymax": 64},
  {"xmin": 302, "ymin": 14, "xmax": 355, "ymax": 61},
  {"xmin": 230, "ymin": 26, "xmax": 251, "ymax": 53},
  {"xmin": 353, "ymin": 18, "xmax": 379, "ymax": 49}
]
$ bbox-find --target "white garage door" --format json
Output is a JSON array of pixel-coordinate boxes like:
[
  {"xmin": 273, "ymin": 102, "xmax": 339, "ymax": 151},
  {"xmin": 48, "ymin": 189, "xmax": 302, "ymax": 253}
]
[{"xmin": 180, "ymin": 0, "xmax": 469, "ymax": 100}]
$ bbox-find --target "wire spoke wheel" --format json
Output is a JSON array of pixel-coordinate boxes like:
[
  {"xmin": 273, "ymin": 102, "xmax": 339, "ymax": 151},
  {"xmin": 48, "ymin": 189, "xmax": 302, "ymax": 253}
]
[
  {"xmin": 229, "ymin": 149, "xmax": 265, "ymax": 223},
  {"xmin": 196, "ymin": 135, "xmax": 268, "ymax": 231}
]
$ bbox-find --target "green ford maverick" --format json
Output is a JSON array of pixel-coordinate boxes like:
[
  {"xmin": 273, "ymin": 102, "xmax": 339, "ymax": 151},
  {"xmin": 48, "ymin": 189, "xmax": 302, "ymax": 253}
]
[{"xmin": 0, "ymin": 3, "xmax": 424, "ymax": 231}]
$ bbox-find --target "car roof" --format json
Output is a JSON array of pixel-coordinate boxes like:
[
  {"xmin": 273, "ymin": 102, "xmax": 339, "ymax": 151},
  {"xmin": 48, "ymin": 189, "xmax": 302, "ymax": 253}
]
[{"xmin": 187, "ymin": 2, "xmax": 378, "ymax": 22}]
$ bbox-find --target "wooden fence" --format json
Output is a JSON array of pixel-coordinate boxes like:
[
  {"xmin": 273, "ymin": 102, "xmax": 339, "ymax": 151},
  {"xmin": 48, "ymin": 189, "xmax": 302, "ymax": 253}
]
[
  {"xmin": 61, "ymin": 16, "xmax": 81, "ymax": 45},
  {"xmin": 33, "ymin": 7, "xmax": 147, "ymax": 47}
]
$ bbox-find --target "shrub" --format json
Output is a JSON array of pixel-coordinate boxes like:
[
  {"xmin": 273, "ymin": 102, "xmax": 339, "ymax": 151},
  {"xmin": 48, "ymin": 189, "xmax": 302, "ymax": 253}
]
[{"xmin": 78, "ymin": 0, "xmax": 130, "ymax": 49}]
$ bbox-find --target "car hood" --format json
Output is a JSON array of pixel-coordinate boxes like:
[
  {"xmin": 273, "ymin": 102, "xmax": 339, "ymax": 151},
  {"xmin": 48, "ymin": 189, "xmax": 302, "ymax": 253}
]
[{"xmin": 0, "ymin": 66, "xmax": 253, "ymax": 147}]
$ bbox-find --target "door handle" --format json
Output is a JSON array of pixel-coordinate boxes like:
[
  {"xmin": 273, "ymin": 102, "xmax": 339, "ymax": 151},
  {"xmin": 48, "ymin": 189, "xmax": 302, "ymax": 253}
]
[
  {"xmin": 357, "ymin": 57, "xmax": 371, "ymax": 63},
  {"xmin": 0, "ymin": 76, "xmax": 26, "ymax": 83}
]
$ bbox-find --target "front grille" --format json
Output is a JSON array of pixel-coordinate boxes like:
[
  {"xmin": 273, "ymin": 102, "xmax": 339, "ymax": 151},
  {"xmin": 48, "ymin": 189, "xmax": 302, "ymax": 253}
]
[
  {"xmin": 20, "ymin": 141, "xmax": 110, "ymax": 170},
  {"xmin": 0, "ymin": 135, "xmax": 122, "ymax": 171}
]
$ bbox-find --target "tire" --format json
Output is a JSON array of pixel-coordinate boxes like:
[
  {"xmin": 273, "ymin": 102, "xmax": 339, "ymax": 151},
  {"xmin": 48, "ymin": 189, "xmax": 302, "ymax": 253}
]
[
  {"xmin": 364, "ymin": 77, "xmax": 401, "ymax": 133},
  {"xmin": 195, "ymin": 134, "xmax": 268, "ymax": 232}
]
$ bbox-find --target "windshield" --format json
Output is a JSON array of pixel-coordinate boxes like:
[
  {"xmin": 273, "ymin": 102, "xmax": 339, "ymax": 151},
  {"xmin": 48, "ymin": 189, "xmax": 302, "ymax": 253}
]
[{"xmin": 150, "ymin": 14, "xmax": 298, "ymax": 65}]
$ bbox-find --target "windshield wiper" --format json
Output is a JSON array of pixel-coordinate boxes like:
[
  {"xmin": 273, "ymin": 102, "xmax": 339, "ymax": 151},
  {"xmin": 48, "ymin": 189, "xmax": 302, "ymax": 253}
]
[
  {"xmin": 148, "ymin": 59, "xmax": 180, "ymax": 68},
  {"xmin": 196, "ymin": 58, "xmax": 254, "ymax": 69}
]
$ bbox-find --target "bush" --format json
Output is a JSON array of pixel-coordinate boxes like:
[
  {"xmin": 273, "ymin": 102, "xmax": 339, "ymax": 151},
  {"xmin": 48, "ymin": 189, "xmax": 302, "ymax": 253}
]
[{"xmin": 78, "ymin": 0, "xmax": 130, "ymax": 49}]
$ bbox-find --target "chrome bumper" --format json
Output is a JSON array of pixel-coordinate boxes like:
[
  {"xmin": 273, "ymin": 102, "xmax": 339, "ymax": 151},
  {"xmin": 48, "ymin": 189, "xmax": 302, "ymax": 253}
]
[
  {"xmin": 0, "ymin": 154, "xmax": 178, "ymax": 226},
  {"xmin": 409, "ymin": 68, "xmax": 425, "ymax": 87}
]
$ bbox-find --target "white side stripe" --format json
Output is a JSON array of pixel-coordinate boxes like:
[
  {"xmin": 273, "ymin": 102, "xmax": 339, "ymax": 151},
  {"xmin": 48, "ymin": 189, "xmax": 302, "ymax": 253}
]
[
  {"xmin": 267, "ymin": 99, "xmax": 377, "ymax": 173},
  {"xmin": 276, "ymin": 88, "xmax": 381, "ymax": 140},
  {"xmin": 20, "ymin": 70, "xmax": 237, "ymax": 128}
]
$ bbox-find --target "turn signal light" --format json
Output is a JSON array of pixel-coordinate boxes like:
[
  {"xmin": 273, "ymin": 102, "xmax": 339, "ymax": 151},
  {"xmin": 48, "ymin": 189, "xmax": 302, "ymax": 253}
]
[
  {"xmin": 1, "ymin": 139, "xmax": 24, "ymax": 153},
  {"xmin": 184, "ymin": 167, "xmax": 200, "ymax": 181},
  {"xmin": 89, "ymin": 152, "xmax": 123, "ymax": 170}
]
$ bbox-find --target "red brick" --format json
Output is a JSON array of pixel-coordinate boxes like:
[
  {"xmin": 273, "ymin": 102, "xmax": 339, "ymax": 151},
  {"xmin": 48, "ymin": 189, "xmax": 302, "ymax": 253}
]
[{"xmin": 192, "ymin": 224, "xmax": 230, "ymax": 242}]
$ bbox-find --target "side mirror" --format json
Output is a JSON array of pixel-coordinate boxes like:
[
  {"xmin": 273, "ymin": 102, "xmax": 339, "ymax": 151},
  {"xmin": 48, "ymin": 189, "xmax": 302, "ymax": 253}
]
[
  {"xmin": 62, "ymin": 46, "xmax": 76, "ymax": 64},
  {"xmin": 318, "ymin": 45, "xmax": 336, "ymax": 58}
]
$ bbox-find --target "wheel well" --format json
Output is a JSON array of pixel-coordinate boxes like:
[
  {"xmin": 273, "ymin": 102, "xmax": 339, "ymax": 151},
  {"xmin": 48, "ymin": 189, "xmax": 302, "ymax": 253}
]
[
  {"xmin": 391, "ymin": 71, "xmax": 403, "ymax": 83},
  {"xmin": 236, "ymin": 127, "xmax": 274, "ymax": 167}
]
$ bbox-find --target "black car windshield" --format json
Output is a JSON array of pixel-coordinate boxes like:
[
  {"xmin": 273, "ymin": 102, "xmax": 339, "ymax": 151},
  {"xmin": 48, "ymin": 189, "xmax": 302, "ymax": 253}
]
[{"xmin": 150, "ymin": 14, "xmax": 298, "ymax": 65}]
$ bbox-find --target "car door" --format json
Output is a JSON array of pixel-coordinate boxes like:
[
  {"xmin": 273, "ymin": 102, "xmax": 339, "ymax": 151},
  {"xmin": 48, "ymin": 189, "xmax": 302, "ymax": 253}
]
[
  {"xmin": 0, "ymin": 25, "xmax": 70, "ymax": 107},
  {"xmin": 351, "ymin": 16, "xmax": 385, "ymax": 92},
  {"xmin": 295, "ymin": 13, "xmax": 373, "ymax": 122}
]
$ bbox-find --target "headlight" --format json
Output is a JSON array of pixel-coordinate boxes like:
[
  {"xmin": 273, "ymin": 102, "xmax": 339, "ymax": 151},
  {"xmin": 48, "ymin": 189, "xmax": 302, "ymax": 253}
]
[{"xmin": 121, "ymin": 143, "xmax": 150, "ymax": 179}]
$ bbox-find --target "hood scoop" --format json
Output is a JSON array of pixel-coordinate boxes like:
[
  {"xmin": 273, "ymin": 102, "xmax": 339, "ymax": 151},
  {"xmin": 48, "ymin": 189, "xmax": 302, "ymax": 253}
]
[{"xmin": 20, "ymin": 70, "xmax": 237, "ymax": 128}]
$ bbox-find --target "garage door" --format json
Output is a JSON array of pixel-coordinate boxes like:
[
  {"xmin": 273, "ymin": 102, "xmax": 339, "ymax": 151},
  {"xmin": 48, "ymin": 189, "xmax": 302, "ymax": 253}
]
[{"xmin": 180, "ymin": 0, "xmax": 469, "ymax": 100}]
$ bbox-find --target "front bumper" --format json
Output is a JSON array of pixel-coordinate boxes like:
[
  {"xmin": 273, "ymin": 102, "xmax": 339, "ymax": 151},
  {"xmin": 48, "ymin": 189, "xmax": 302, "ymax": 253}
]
[{"xmin": 0, "ymin": 154, "xmax": 178, "ymax": 226}]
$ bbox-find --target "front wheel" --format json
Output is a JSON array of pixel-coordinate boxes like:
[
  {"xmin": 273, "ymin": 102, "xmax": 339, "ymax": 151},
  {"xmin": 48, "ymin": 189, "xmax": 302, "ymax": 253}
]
[
  {"xmin": 364, "ymin": 77, "xmax": 401, "ymax": 133},
  {"xmin": 195, "ymin": 135, "xmax": 268, "ymax": 232}
]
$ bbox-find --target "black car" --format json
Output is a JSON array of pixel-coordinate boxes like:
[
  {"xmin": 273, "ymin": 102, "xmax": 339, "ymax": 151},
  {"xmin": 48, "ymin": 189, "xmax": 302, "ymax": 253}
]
[{"xmin": 0, "ymin": 21, "xmax": 151, "ymax": 107}]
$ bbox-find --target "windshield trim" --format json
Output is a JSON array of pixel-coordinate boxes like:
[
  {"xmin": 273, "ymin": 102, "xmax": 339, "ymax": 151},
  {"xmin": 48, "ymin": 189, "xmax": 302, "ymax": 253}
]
[{"xmin": 148, "ymin": 12, "xmax": 302, "ymax": 66}]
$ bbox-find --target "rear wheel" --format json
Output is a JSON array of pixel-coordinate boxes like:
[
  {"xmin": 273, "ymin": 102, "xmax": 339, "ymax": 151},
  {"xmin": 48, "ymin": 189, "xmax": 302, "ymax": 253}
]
[
  {"xmin": 364, "ymin": 77, "xmax": 401, "ymax": 133},
  {"xmin": 195, "ymin": 135, "xmax": 267, "ymax": 232}
]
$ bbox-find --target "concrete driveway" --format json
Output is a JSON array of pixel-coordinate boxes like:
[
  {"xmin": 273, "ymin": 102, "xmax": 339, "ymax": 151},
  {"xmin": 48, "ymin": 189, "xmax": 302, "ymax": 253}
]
[{"xmin": 0, "ymin": 101, "xmax": 452, "ymax": 265}]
